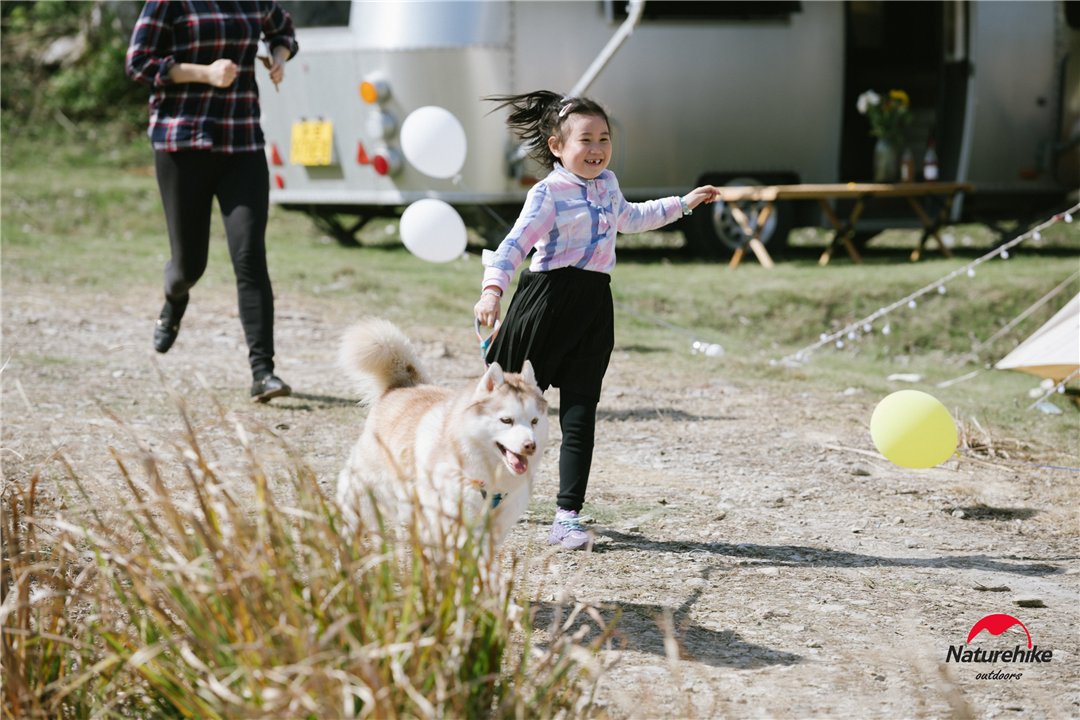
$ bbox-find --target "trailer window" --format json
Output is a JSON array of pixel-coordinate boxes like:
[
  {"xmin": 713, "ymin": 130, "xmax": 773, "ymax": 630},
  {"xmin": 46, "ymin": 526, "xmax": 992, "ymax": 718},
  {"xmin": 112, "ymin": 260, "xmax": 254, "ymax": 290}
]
[
  {"xmin": 279, "ymin": 1, "xmax": 350, "ymax": 28},
  {"xmin": 606, "ymin": 0, "xmax": 801, "ymax": 22}
]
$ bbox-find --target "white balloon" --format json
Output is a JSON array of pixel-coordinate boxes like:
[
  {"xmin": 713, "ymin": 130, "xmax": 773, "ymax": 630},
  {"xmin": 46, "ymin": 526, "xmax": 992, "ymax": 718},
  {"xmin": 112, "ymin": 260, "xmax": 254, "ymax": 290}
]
[
  {"xmin": 400, "ymin": 106, "xmax": 467, "ymax": 179},
  {"xmin": 399, "ymin": 199, "xmax": 467, "ymax": 263}
]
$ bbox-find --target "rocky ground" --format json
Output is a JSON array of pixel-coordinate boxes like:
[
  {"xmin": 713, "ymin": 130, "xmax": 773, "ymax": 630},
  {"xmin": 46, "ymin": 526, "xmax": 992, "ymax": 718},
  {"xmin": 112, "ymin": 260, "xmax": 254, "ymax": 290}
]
[{"xmin": 3, "ymin": 279, "xmax": 1078, "ymax": 719}]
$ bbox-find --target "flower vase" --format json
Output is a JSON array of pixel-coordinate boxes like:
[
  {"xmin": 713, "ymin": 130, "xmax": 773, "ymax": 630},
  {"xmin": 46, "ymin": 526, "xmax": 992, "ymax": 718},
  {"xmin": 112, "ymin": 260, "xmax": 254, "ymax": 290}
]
[{"xmin": 872, "ymin": 137, "xmax": 899, "ymax": 183}]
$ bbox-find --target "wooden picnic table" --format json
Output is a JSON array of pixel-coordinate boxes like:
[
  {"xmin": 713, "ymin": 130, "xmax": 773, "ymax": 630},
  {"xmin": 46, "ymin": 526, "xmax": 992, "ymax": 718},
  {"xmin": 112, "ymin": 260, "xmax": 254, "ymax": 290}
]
[{"xmin": 713, "ymin": 181, "xmax": 975, "ymax": 268}]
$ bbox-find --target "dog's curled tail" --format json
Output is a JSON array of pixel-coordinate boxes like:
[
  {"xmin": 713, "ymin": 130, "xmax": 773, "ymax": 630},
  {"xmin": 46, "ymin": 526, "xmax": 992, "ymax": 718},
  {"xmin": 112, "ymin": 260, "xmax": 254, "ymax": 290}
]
[{"xmin": 338, "ymin": 318, "xmax": 428, "ymax": 404}]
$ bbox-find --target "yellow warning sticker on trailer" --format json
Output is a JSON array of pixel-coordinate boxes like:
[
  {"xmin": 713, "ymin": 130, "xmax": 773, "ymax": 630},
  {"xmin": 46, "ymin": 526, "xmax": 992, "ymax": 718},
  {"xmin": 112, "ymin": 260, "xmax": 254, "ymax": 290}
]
[{"xmin": 290, "ymin": 120, "xmax": 334, "ymax": 166}]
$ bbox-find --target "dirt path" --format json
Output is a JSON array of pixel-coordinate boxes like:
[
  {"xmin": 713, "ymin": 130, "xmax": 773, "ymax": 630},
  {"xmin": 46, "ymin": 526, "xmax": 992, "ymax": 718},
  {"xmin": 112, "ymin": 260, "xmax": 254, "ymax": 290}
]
[{"xmin": 3, "ymin": 280, "xmax": 1078, "ymax": 718}]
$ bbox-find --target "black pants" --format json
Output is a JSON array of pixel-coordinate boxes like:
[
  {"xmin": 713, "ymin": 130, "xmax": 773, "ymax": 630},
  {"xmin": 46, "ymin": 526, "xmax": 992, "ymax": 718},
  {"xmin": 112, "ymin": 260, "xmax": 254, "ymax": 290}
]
[
  {"xmin": 154, "ymin": 150, "xmax": 276, "ymax": 378},
  {"xmin": 486, "ymin": 268, "xmax": 613, "ymax": 512},
  {"xmin": 556, "ymin": 390, "xmax": 598, "ymax": 512}
]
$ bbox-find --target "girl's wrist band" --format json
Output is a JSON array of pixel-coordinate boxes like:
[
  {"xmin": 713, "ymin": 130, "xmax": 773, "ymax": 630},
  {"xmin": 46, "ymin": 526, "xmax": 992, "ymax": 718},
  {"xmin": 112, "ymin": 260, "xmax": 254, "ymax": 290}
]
[
  {"xmin": 680, "ymin": 196, "xmax": 693, "ymax": 216},
  {"xmin": 482, "ymin": 288, "xmax": 502, "ymax": 298}
]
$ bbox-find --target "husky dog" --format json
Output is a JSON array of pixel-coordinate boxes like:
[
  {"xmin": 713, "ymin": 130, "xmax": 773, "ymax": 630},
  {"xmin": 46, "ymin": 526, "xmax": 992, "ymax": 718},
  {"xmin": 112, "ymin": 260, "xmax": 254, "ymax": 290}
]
[{"xmin": 336, "ymin": 318, "xmax": 549, "ymax": 548}]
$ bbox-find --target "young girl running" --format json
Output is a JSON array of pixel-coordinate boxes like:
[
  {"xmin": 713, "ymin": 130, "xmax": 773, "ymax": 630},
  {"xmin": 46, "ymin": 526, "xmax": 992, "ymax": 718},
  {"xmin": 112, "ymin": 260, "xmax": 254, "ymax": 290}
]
[{"xmin": 474, "ymin": 91, "xmax": 719, "ymax": 550}]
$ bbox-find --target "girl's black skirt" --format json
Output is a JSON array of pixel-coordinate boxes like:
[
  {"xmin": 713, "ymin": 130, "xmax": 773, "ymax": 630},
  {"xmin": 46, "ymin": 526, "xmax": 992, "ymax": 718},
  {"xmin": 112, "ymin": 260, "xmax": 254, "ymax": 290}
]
[{"xmin": 485, "ymin": 267, "xmax": 613, "ymax": 401}]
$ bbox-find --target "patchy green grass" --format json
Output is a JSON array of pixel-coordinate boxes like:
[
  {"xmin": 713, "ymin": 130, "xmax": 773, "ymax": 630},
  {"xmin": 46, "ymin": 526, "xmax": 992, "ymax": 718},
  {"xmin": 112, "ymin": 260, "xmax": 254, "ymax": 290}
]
[{"xmin": 3, "ymin": 123, "xmax": 1078, "ymax": 454}]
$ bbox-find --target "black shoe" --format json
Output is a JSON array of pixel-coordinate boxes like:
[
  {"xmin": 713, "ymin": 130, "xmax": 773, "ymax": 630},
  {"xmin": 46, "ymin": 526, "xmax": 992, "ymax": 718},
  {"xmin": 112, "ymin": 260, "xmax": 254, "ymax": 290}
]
[
  {"xmin": 153, "ymin": 297, "xmax": 188, "ymax": 353},
  {"xmin": 251, "ymin": 374, "xmax": 292, "ymax": 403}
]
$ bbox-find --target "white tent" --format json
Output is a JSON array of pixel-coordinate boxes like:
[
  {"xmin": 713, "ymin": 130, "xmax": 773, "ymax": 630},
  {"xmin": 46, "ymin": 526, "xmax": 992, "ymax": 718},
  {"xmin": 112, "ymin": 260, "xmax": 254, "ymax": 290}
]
[{"xmin": 995, "ymin": 293, "xmax": 1080, "ymax": 382}]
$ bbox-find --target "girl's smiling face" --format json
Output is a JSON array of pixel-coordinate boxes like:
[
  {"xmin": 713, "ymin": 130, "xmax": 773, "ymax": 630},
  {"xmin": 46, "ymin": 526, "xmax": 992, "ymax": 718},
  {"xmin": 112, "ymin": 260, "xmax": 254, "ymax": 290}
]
[{"xmin": 548, "ymin": 112, "xmax": 611, "ymax": 180}]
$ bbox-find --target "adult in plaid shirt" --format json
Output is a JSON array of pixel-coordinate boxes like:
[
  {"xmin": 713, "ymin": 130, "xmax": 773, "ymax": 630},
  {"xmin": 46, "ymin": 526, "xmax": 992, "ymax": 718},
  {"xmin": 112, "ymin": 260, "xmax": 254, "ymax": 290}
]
[{"xmin": 127, "ymin": 0, "xmax": 298, "ymax": 402}]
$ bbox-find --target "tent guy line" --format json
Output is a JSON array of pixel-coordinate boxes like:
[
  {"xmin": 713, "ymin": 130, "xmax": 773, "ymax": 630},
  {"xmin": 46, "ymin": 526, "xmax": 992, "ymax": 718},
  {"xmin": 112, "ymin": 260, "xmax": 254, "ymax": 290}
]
[{"xmin": 971, "ymin": 270, "xmax": 1078, "ymax": 354}]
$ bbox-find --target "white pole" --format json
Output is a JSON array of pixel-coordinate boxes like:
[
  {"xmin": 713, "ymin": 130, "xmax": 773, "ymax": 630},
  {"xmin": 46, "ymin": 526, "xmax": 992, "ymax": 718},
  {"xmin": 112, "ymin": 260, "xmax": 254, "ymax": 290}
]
[
  {"xmin": 568, "ymin": 0, "xmax": 646, "ymax": 98},
  {"xmin": 512, "ymin": 0, "xmax": 646, "ymax": 162}
]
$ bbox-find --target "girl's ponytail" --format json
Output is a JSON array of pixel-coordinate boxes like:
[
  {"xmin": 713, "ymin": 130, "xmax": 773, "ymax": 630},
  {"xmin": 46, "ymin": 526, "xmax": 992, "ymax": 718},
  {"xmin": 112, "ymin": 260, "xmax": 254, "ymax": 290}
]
[{"xmin": 486, "ymin": 90, "xmax": 609, "ymax": 170}]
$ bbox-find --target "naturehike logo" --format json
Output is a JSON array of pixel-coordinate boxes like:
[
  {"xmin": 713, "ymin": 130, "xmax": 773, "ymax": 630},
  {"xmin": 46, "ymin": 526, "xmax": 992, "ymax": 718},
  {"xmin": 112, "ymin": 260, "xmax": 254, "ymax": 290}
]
[{"xmin": 945, "ymin": 614, "xmax": 1052, "ymax": 680}]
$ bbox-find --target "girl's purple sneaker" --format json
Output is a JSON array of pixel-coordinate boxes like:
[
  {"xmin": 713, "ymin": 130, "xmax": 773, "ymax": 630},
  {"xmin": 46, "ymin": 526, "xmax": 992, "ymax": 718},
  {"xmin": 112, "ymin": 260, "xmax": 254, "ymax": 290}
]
[{"xmin": 548, "ymin": 508, "xmax": 592, "ymax": 550}]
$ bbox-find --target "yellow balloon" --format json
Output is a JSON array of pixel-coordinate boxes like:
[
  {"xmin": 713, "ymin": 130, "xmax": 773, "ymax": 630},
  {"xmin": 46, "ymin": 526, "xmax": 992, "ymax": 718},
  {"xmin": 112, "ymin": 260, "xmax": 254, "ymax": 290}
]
[{"xmin": 870, "ymin": 390, "xmax": 958, "ymax": 468}]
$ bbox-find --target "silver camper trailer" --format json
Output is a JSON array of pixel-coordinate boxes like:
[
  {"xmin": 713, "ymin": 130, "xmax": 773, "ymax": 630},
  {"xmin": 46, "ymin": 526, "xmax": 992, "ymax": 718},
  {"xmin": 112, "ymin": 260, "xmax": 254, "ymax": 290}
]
[{"xmin": 259, "ymin": 0, "xmax": 1079, "ymax": 255}]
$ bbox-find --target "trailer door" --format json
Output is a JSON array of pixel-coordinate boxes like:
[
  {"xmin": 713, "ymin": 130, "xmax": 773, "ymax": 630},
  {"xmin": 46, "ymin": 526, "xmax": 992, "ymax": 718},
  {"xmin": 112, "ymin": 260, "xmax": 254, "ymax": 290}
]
[{"xmin": 839, "ymin": 0, "xmax": 963, "ymax": 182}]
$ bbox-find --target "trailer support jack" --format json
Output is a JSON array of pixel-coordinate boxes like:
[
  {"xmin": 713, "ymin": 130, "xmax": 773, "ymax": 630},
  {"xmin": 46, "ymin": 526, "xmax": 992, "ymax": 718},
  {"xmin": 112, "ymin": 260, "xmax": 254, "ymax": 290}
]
[{"xmin": 307, "ymin": 207, "xmax": 372, "ymax": 247}]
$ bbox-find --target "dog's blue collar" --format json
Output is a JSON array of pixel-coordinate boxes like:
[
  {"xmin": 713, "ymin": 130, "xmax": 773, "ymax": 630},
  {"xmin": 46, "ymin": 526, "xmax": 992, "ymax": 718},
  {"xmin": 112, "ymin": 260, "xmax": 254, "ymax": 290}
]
[{"xmin": 480, "ymin": 489, "xmax": 506, "ymax": 509}]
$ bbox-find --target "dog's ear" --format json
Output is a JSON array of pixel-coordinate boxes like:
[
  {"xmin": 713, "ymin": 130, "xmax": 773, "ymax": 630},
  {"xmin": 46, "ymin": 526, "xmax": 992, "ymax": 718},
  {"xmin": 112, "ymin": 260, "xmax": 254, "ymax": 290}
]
[
  {"xmin": 478, "ymin": 362, "xmax": 505, "ymax": 394},
  {"xmin": 520, "ymin": 360, "xmax": 538, "ymax": 387}
]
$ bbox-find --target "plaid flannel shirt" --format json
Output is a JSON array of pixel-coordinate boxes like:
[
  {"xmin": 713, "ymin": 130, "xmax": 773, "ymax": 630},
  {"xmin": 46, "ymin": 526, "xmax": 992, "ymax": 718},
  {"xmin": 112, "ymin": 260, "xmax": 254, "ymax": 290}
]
[
  {"xmin": 481, "ymin": 163, "xmax": 684, "ymax": 294},
  {"xmin": 126, "ymin": 0, "xmax": 297, "ymax": 153}
]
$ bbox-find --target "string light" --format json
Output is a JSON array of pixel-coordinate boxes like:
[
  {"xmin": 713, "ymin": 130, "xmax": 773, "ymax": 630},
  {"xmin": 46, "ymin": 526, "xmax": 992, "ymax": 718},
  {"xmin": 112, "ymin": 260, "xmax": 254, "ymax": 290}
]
[{"xmin": 775, "ymin": 201, "xmax": 1080, "ymax": 366}]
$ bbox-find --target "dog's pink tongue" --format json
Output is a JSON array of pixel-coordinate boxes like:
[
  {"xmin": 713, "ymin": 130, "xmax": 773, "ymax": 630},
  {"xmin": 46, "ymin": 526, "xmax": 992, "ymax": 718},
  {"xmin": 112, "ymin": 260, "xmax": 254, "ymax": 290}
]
[{"xmin": 504, "ymin": 449, "xmax": 528, "ymax": 475}]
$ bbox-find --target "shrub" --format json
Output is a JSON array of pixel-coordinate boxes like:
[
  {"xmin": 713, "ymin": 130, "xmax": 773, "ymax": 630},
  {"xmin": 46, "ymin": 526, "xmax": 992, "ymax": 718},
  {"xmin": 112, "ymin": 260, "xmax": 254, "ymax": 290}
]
[
  {"xmin": 2, "ymin": 400, "xmax": 611, "ymax": 718},
  {"xmin": 1, "ymin": 1, "xmax": 146, "ymax": 129}
]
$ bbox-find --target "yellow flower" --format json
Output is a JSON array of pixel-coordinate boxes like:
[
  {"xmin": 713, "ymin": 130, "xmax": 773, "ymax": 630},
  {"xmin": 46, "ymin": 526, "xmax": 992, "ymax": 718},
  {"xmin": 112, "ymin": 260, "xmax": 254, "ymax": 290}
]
[{"xmin": 857, "ymin": 88, "xmax": 913, "ymax": 143}]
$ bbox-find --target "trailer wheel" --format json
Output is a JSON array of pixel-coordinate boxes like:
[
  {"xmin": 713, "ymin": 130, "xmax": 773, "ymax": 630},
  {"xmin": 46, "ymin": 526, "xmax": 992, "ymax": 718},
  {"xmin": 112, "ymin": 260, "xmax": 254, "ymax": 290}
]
[{"xmin": 684, "ymin": 174, "xmax": 795, "ymax": 259}]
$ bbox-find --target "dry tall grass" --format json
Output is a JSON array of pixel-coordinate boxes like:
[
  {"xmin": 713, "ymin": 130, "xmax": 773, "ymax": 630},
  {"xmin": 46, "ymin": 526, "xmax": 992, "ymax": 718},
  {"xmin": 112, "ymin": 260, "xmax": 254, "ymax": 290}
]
[{"xmin": 1, "ymin": 399, "xmax": 612, "ymax": 719}]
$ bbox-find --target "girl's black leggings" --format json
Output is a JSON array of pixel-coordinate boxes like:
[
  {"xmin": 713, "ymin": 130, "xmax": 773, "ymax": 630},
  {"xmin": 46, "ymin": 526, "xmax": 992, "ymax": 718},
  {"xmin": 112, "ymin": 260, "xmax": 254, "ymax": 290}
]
[
  {"xmin": 154, "ymin": 150, "xmax": 275, "ymax": 378},
  {"xmin": 557, "ymin": 389, "xmax": 598, "ymax": 513}
]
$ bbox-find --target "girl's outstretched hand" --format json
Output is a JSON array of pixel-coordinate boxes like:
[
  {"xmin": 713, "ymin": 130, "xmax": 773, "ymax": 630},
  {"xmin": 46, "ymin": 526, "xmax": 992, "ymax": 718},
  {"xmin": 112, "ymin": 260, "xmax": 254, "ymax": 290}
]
[
  {"xmin": 682, "ymin": 185, "xmax": 722, "ymax": 212},
  {"xmin": 474, "ymin": 292, "xmax": 501, "ymax": 328}
]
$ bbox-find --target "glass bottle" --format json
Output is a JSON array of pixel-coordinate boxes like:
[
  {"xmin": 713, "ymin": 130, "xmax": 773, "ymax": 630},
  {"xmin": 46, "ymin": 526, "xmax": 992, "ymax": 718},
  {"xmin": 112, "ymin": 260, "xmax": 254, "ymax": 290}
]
[
  {"xmin": 900, "ymin": 147, "xmax": 915, "ymax": 182},
  {"xmin": 922, "ymin": 138, "xmax": 939, "ymax": 181}
]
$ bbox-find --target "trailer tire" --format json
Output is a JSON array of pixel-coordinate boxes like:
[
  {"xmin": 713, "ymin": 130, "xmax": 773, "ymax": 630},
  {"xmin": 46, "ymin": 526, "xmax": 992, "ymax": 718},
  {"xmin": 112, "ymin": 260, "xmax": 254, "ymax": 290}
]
[{"xmin": 684, "ymin": 173, "xmax": 797, "ymax": 259}]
